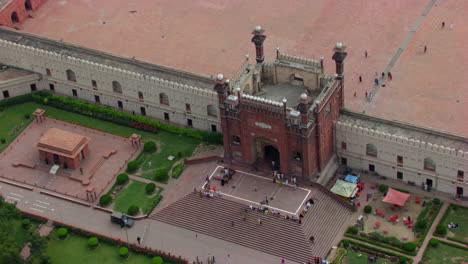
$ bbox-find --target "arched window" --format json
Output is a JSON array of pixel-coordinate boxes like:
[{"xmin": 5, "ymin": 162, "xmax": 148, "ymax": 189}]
[
  {"xmin": 25, "ymin": 0, "xmax": 32, "ymax": 11},
  {"xmin": 424, "ymin": 157, "xmax": 436, "ymax": 171},
  {"xmin": 366, "ymin": 143, "xmax": 377, "ymax": 157},
  {"xmin": 66, "ymin": 69, "xmax": 76, "ymax": 82},
  {"xmin": 11, "ymin": 12, "xmax": 19, "ymax": 24},
  {"xmin": 112, "ymin": 81, "xmax": 122, "ymax": 93},
  {"xmin": 207, "ymin": 104, "xmax": 217, "ymax": 117},
  {"xmin": 159, "ymin": 93, "xmax": 169, "ymax": 105}
]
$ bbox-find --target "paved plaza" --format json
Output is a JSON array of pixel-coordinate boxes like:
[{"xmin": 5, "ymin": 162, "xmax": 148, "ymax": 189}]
[
  {"xmin": 0, "ymin": 117, "xmax": 140, "ymax": 201},
  {"xmin": 21, "ymin": 0, "xmax": 468, "ymax": 136},
  {"xmin": 206, "ymin": 166, "xmax": 310, "ymax": 214}
]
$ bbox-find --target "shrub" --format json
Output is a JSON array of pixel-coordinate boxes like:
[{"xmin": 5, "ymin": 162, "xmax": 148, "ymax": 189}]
[
  {"xmin": 342, "ymin": 239, "xmax": 350, "ymax": 248},
  {"xmin": 143, "ymin": 141, "xmax": 157, "ymax": 153},
  {"xmin": 386, "ymin": 236, "xmax": 403, "ymax": 247},
  {"xmin": 152, "ymin": 256, "xmax": 164, "ymax": 264},
  {"xmin": 399, "ymin": 256, "xmax": 407, "ymax": 264},
  {"xmin": 177, "ymin": 151, "xmax": 183, "ymax": 158},
  {"xmin": 0, "ymin": 137, "xmax": 5, "ymax": 144},
  {"xmin": 403, "ymin": 242, "xmax": 416, "ymax": 252},
  {"xmin": 378, "ymin": 184, "xmax": 388, "ymax": 192},
  {"xmin": 22, "ymin": 219, "xmax": 31, "ymax": 230},
  {"xmin": 435, "ymin": 224, "xmax": 447, "ymax": 236},
  {"xmin": 24, "ymin": 113, "xmax": 31, "ymax": 119},
  {"xmin": 88, "ymin": 237, "xmax": 99, "ymax": 248},
  {"xmin": 432, "ymin": 198, "xmax": 441, "ymax": 205},
  {"xmin": 364, "ymin": 205, "xmax": 372, "ymax": 214},
  {"xmin": 99, "ymin": 194, "xmax": 112, "ymax": 206},
  {"xmin": 146, "ymin": 183, "xmax": 156, "ymax": 194},
  {"xmin": 154, "ymin": 169, "xmax": 169, "ymax": 183},
  {"xmin": 429, "ymin": 238, "xmax": 439, "ymax": 247},
  {"xmin": 171, "ymin": 164, "xmax": 185, "ymax": 179},
  {"xmin": 118, "ymin": 247, "xmax": 129, "ymax": 258},
  {"xmin": 57, "ymin": 227, "xmax": 68, "ymax": 239},
  {"xmin": 116, "ymin": 173, "xmax": 129, "ymax": 185},
  {"xmin": 126, "ymin": 161, "xmax": 139, "ymax": 173},
  {"xmin": 347, "ymin": 226, "xmax": 359, "ymax": 235},
  {"xmin": 415, "ymin": 219, "xmax": 427, "ymax": 230},
  {"xmin": 127, "ymin": 205, "xmax": 140, "ymax": 216}
]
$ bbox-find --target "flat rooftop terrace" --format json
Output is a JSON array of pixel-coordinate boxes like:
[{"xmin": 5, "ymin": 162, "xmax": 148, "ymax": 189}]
[
  {"xmin": 18, "ymin": 0, "xmax": 468, "ymax": 136},
  {"xmin": 0, "ymin": 67, "xmax": 34, "ymax": 81},
  {"xmin": 255, "ymin": 83, "xmax": 314, "ymax": 108}
]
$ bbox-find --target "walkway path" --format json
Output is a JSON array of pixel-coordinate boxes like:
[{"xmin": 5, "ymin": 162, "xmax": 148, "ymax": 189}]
[{"xmin": 368, "ymin": 0, "xmax": 438, "ymax": 101}]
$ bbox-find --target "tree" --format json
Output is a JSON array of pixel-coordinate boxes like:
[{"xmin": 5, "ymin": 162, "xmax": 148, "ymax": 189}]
[
  {"xmin": 364, "ymin": 205, "xmax": 372, "ymax": 214},
  {"xmin": 99, "ymin": 194, "xmax": 112, "ymax": 207},
  {"xmin": 88, "ymin": 237, "xmax": 99, "ymax": 248},
  {"xmin": 127, "ymin": 205, "xmax": 140, "ymax": 216},
  {"xmin": 119, "ymin": 247, "xmax": 129, "ymax": 258},
  {"xmin": 146, "ymin": 183, "xmax": 156, "ymax": 194},
  {"xmin": 0, "ymin": 232, "xmax": 23, "ymax": 264},
  {"xmin": 126, "ymin": 161, "xmax": 139, "ymax": 173},
  {"xmin": 403, "ymin": 242, "xmax": 417, "ymax": 252},
  {"xmin": 57, "ymin": 227, "xmax": 68, "ymax": 239},
  {"xmin": 429, "ymin": 238, "xmax": 439, "ymax": 247},
  {"xmin": 154, "ymin": 169, "xmax": 168, "ymax": 183},
  {"xmin": 143, "ymin": 141, "xmax": 157, "ymax": 153},
  {"xmin": 116, "ymin": 173, "xmax": 129, "ymax": 185},
  {"xmin": 435, "ymin": 224, "xmax": 447, "ymax": 236}
]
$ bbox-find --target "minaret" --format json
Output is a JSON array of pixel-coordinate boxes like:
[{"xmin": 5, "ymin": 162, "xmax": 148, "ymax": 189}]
[
  {"xmin": 251, "ymin": 26, "xmax": 267, "ymax": 64},
  {"xmin": 213, "ymin": 73, "xmax": 232, "ymax": 162},
  {"xmin": 332, "ymin": 42, "xmax": 347, "ymax": 107}
]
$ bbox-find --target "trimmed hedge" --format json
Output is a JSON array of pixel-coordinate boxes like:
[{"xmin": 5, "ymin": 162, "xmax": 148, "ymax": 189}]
[
  {"xmin": 146, "ymin": 183, "xmax": 156, "ymax": 194},
  {"xmin": 435, "ymin": 224, "xmax": 447, "ymax": 236},
  {"xmin": 143, "ymin": 195, "xmax": 163, "ymax": 215},
  {"xmin": 31, "ymin": 92, "xmax": 223, "ymax": 144},
  {"xmin": 438, "ymin": 239, "xmax": 468, "ymax": 251},
  {"xmin": 344, "ymin": 233, "xmax": 417, "ymax": 256},
  {"xmin": 403, "ymin": 242, "xmax": 416, "ymax": 252},
  {"xmin": 429, "ymin": 238, "xmax": 439, "ymax": 247},
  {"xmin": 99, "ymin": 194, "xmax": 112, "ymax": 206},
  {"xmin": 345, "ymin": 239, "xmax": 413, "ymax": 263},
  {"xmin": 116, "ymin": 173, "xmax": 129, "ymax": 185},
  {"xmin": 347, "ymin": 226, "xmax": 359, "ymax": 235},
  {"xmin": 171, "ymin": 164, "xmax": 185, "ymax": 179},
  {"xmin": 0, "ymin": 93, "xmax": 35, "ymax": 107}
]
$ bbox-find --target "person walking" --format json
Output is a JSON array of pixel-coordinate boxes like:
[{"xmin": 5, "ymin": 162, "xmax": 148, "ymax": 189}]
[
  {"xmin": 364, "ymin": 50, "xmax": 368, "ymax": 58},
  {"xmin": 205, "ymin": 175, "xmax": 210, "ymax": 183},
  {"xmin": 424, "ymin": 45, "xmax": 427, "ymax": 53},
  {"xmin": 253, "ymin": 185, "xmax": 257, "ymax": 192},
  {"xmin": 365, "ymin": 91, "xmax": 368, "ymax": 98},
  {"xmin": 450, "ymin": 23, "xmax": 454, "ymax": 30},
  {"xmin": 359, "ymin": 75, "xmax": 362, "ymax": 82},
  {"xmin": 258, "ymin": 218, "xmax": 262, "ymax": 225},
  {"xmin": 441, "ymin": 21, "xmax": 445, "ymax": 28},
  {"xmin": 374, "ymin": 78, "xmax": 379, "ymax": 85},
  {"xmin": 381, "ymin": 72, "xmax": 385, "ymax": 78},
  {"xmin": 419, "ymin": 45, "xmax": 424, "ymax": 53},
  {"xmin": 388, "ymin": 72, "xmax": 392, "ymax": 80},
  {"xmin": 137, "ymin": 236, "xmax": 141, "ymax": 244}
]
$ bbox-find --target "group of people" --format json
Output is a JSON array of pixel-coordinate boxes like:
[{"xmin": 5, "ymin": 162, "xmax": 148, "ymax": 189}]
[
  {"xmin": 273, "ymin": 171, "xmax": 297, "ymax": 187},
  {"xmin": 448, "ymin": 222, "xmax": 459, "ymax": 229}
]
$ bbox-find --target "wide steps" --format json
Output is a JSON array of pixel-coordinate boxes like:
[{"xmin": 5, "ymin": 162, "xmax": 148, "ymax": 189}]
[{"xmin": 151, "ymin": 192, "xmax": 314, "ymax": 263}]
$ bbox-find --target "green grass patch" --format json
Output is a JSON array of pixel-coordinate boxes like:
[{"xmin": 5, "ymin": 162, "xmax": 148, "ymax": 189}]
[
  {"xmin": 47, "ymin": 233, "xmax": 151, "ymax": 264},
  {"xmin": 13, "ymin": 220, "xmax": 39, "ymax": 246},
  {"xmin": 341, "ymin": 249, "xmax": 391, "ymax": 264},
  {"xmin": 439, "ymin": 204, "xmax": 468, "ymax": 244},
  {"xmin": 421, "ymin": 241, "xmax": 468, "ymax": 264},
  {"xmin": 113, "ymin": 181, "xmax": 163, "ymax": 215},
  {"xmin": 0, "ymin": 103, "xmax": 35, "ymax": 152}
]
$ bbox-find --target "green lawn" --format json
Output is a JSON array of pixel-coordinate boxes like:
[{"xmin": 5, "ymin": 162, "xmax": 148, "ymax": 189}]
[
  {"xmin": 421, "ymin": 243, "xmax": 468, "ymax": 264},
  {"xmin": 440, "ymin": 205, "xmax": 468, "ymax": 243},
  {"xmin": 47, "ymin": 233, "xmax": 152, "ymax": 264},
  {"xmin": 113, "ymin": 181, "xmax": 162, "ymax": 215},
  {"xmin": 0, "ymin": 103, "xmax": 199, "ymax": 179},
  {"xmin": 13, "ymin": 220, "xmax": 39, "ymax": 246},
  {"xmin": 0, "ymin": 104, "xmax": 34, "ymax": 152},
  {"xmin": 341, "ymin": 249, "xmax": 392, "ymax": 264}
]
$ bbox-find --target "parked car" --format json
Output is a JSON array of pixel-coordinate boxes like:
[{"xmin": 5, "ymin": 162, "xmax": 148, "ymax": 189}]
[{"xmin": 110, "ymin": 212, "xmax": 134, "ymax": 228}]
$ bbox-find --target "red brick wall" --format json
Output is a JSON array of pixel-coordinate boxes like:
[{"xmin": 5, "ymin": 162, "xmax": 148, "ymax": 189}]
[{"xmin": 0, "ymin": 0, "xmax": 47, "ymax": 28}]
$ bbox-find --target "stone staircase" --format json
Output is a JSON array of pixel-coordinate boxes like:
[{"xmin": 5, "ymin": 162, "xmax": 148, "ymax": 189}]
[{"xmin": 150, "ymin": 190, "xmax": 353, "ymax": 263}]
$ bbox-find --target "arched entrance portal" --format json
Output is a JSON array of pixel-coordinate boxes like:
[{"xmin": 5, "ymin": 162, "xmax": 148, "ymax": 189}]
[
  {"xmin": 253, "ymin": 138, "xmax": 281, "ymax": 170},
  {"xmin": 11, "ymin": 12, "xmax": 19, "ymax": 24}
]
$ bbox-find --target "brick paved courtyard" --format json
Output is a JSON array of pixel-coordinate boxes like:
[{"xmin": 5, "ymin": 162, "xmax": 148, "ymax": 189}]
[{"xmin": 0, "ymin": 117, "xmax": 140, "ymax": 201}]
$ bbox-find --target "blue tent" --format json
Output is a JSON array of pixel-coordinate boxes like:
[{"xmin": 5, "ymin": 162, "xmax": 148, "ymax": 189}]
[{"xmin": 344, "ymin": 174, "xmax": 359, "ymax": 184}]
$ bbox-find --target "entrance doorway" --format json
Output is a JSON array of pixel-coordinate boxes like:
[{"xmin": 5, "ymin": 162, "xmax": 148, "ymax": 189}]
[
  {"xmin": 457, "ymin": 187, "xmax": 463, "ymax": 196},
  {"xmin": 264, "ymin": 145, "xmax": 280, "ymax": 169},
  {"xmin": 426, "ymin": 178, "xmax": 433, "ymax": 187},
  {"xmin": 53, "ymin": 154, "xmax": 59, "ymax": 164}
]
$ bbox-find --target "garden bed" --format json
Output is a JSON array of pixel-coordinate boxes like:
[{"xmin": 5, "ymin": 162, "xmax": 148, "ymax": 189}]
[
  {"xmin": 435, "ymin": 204, "xmax": 468, "ymax": 244},
  {"xmin": 420, "ymin": 239, "xmax": 468, "ymax": 264},
  {"xmin": 113, "ymin": 180, "xmax": 163, "ymax": 215}
]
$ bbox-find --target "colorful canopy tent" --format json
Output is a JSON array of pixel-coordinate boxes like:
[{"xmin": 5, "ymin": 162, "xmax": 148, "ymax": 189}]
[
  {"xmin": 382, "ymin": 188, "xmax": 411, "ymax": 207},
  {"xmin": 330, "ymin": 180, "xmax": 358, "ymax": 198},
  {"xmin": 344, "ymin": 174, "xmax": 359, "ymax": 184}
]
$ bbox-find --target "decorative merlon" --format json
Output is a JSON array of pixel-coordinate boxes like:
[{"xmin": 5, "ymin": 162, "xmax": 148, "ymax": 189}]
[
  {"xmin": 277, "ymin": 52, "xmax": 321, "ymax": 68},
  {"xmin": 334, "ymin": 121, "xmax": 467, "ymax": 159},
  {"xmin": 241, "ymin": 94, "xmax": 283, "ymax": 107}
]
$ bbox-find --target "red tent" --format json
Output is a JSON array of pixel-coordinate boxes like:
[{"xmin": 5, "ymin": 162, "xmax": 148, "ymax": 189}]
[{"xmin": 382, "ymin": 188, "xmax": 410, "ymax": 207}]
